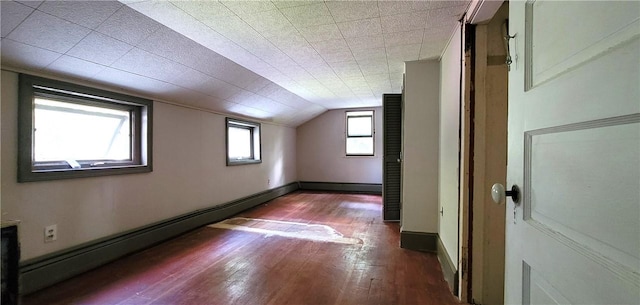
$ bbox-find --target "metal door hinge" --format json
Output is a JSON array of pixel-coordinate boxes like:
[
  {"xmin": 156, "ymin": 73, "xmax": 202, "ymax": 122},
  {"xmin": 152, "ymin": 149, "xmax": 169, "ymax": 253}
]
[{"xmin": 502, "ymin": 19, "xmax": 516, "ymax": 71}]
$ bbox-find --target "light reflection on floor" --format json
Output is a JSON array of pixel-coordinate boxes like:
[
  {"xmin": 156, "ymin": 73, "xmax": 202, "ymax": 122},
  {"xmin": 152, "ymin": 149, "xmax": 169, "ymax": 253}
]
[
  {"xmin": 208, "ymin": 217, "xmax": 362, "ymax": 245},
  {"xmin": 340, "ymin": 201, "xmax": 381, "ymax": 211}
]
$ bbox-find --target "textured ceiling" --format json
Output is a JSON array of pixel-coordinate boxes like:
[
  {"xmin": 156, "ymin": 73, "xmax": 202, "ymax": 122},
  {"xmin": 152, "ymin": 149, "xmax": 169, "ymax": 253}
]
[{"xmin": 1, "ymin": 0, "xmax": 469, "ymax": 126}]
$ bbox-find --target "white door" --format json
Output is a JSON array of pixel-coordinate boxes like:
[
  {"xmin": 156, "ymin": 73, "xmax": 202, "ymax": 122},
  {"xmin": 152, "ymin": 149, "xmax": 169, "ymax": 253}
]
[{"xmin": 505, "ymin": 1, "xmax": 640, "ymax": 304}]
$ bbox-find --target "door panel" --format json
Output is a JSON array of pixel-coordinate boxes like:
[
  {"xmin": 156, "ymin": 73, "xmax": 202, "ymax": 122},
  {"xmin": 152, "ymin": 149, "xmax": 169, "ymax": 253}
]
[
  {"xmin": 526, "ymin": 120, "xmax": 640, "ymax": 265},
  {"xmin": 526, "ymin": 1, "xmax": 640, "ymax": 89},
  {"xmin": 524, "ymin": 262, "xmax": 570, "ymax": 305},
  {"xmin": 506, "ymin": 1, "xmax": 640, "ymax": 304},
  {"xmin": 383, "ymin": 93, "xmax": 402, "ymax": 221}
]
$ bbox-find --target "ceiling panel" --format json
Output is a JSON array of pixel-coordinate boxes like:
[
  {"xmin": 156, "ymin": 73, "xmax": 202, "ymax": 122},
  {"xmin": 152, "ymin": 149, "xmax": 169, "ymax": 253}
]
[
  {"xmin": 285, "ymin": 46, "xmax": 326, "ymax": 67},
  {"xmin": 378, "ymin": 1, "xmax": 432, "ymax": 16},
  {"xmin": 319, "ymin": 50, "xmax": 355, "ymax": 64},
  {"xmin": 16, "ymin": 1, "xmax": 43, "ymax": 9},
  {"xmin": 336, "ymin": 18, "xmax": 383, "ymax": 38},
  {"xmin": 111, "ymin": 48, "xmax": 188, "ymax": 83},
  {"xmin": 385, "ymin": 29, "xmax": 425, "ymax": 46},
  {"xmin": 1, "ymin": 1, "xmax": 33, "ymax": 37},
  {"xmin": 243, "ymin": 77, "xmax": 272, "ymax": 93},
  {"xmin": 194, "ymin": 77, "xmax": 243, "ymax": 101},
  {"xmin": 203, "ymin": 15, "xmax": 257, "ymax": 43},
  {"xmin": 96, "ymin": 6, "xmax": 161, "ymax": 45},
  {"xmin": 428, "ymin": 1, "xmax": 468, "ymax": 10},
  {"xmin": 166, "ymin": 68, "xmax": 211, "ymax": 92},
  {"xmin": 93, "ymin": 67, "xmax": 180, "ymax": 96},
  {"xmin": 297, "ymin": 23, "xmax": 343, "ymax": 43},
  {"xmin": 221, "ymin": 1, "xmax": 277, "ymax": 17},
  {"xmin": 46, "ymin": 55, "xmax": 106, "ymax": 79},
  {"xmin": 279, "ymin": 3, "xmax": 334, "ymax": 28},
  {"xmin": 357, "ymin": 59, "xmax": 390, "ymax": 75},
  {"xmin": 347, "ymin": 34, "xmax": 385, "ymax": 51},
  {"xmin": 256, "ymin": 82, "xmax": 285, "ymax": 99},
  {"xmin": 352, "ymin": 47, "xmax": 386, "ymax": 61},
  {"xmin": 1, "ymin": 38, "xmax": 61, "ymax": 70},
  {"xmin": 206, "ymin": 60, "xmax": 262, "ymax": 89},
  {"xmin": 310, "ymin": 38, "xmax": 350, "ymax": 56},
  {"xmin": 277, "ymin": 65, "xmax": 315, "ymax": 81},
  {"xmin": 66, "ymin": 32, "xmax": 133, "ymax": 66},
  {"xmin": 171, "ymin": 1, "xmax": 235, "ymax": 21},
  {"xmin": 271, "ymin": 1, "xmax": 308, "ymax": 9},
  {"xmin": 387, "ymin": 43, "xmax": 422, "ymax": 62},
  {"xmin": 233, "ymin": 93, "xmax": 293, "ymax": 115},
  {"xmin": 330, "ymin": 61, "xmax": 364, "ymax": 79},
  {"xmin": 38, "ymin": 1, "xmax": 123, "ymax": 29},
  {"xmin": 342, "ymin": 75, "xmax": 369, "ymax": 87},
  {"xmin": 325, "ymin": 1, "xmax": 379, "ymax": 23},
  {"xmin": 267, "ymin": 30, "xmax": 307, "ymax": 48},
  {"xmin": 241, "ymin": 9, "xmax": 292, "ymax": 38},
  {"xmin": 380, "ymin": 11, "xmax": 429, "ymax": 33},
  {"xmin": 228, "ymin": 103, "xmax": 276, "ymax": 120},
  {"xmin": 253, "ymin": 44, "xmax": 297, "ymax": 67},
  {"xmin": 8, "ymin": 10, "xmax": 90, "ymax": 53}
]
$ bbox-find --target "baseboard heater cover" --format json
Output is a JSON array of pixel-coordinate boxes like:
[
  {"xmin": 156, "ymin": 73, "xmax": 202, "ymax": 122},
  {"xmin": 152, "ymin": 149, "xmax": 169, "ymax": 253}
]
[
  {"xmin": 19, "ymin": 182, "xmax": 299, "ymax": 295},
  {"xmin": 298, "ymin": 181, "xmax": 382, "ymax": 194},
  {"xmin": 400, "ymin": 231, "xmax": 438, "ymax": 252}
]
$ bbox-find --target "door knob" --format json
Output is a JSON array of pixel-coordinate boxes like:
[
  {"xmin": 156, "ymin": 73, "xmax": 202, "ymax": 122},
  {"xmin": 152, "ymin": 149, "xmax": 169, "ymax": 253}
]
[{"xmin": 491, "ymin": 183, "xmax": 521, "ymax": 204}]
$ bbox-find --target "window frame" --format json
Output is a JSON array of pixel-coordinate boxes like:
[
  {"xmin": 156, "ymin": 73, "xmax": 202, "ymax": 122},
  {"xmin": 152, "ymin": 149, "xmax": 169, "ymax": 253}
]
[
  {"xmin": 18, "ymin": 74, "xmax": 153, "ymax": 182},
  {"xmin": 345, "ymin": 110, "xmax": 375, "ymax": 157},
  {"xmin": 225, "ymin": 117, "xmax": 262, "ymax": 166}
]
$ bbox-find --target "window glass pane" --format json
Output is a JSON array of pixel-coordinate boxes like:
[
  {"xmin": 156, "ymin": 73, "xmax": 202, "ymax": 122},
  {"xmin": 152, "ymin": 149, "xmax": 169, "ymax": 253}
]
[
  {"xmin": 346, "ymin": 137, "xmax": 373, "ymax": 155},
  {"xmin": 228, "ymin": 126, "xmax": 252, "ymax": 160},
  {"xmin": 348, "ymin": 116, "xmax": 372, "ymax": 136},
  {"xmin": 347, "ymin": 111, "xmax": 372, "ymax": 117},
  {"xmin": 34, "ymin": 98, "xmax": 131, "ymax": 162}
]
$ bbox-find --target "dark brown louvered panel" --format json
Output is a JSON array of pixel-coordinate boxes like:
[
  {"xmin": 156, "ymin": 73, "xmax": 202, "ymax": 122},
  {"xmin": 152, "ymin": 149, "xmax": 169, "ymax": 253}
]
[{"xmin": 383, "ymin": 94, "xmax": 402, "ymax": 221}]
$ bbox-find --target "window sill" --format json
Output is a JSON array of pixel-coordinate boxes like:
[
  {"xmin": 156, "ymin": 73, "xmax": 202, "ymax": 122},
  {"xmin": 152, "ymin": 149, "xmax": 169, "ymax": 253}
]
[
  {"xmin": 18, "ymin": 165, "xmax": 152, "ymax": 182},
  {"xmin": 345, "ymin": 155, "xmax": 376, "ymax": 158},
  {"xmin": 226, "ymin": 159, "xmax": 262, "ymax": 166}
]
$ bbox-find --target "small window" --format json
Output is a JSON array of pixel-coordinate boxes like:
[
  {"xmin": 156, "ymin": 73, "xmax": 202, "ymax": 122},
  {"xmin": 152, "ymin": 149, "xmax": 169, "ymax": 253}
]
[
  {"xmin": 18, "ymin": 74, "xmax": 153, "ymax": 182},
  {"xmin": 226, "ymin": 118, "xmax": 261, "ymax": 165},
  {"xmin": 346, "ymin": 110, "xmax": 374, "ymax": 156}
]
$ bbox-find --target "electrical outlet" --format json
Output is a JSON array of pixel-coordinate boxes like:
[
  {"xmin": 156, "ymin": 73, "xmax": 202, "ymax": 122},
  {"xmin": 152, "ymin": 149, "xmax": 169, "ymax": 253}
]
[
  {"xmin": 44, "ymin": 224, "xmax": 57, "ymax": 243},
  {"xmin": 268, "ymin": 179, "xmax": 271, "ymax": 186}
]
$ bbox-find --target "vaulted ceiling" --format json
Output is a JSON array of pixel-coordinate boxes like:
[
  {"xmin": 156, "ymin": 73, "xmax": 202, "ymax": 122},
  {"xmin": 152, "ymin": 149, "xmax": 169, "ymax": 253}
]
[{"xmin": 1, "ymin": 0, "xmax": 470, "ymax": 126}]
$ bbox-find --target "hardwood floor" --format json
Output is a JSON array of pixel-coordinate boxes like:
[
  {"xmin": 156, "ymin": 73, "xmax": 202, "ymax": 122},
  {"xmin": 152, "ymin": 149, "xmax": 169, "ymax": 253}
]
[{"xmin": 23, "ymin": 191, "xmax": 459, "ymax": 305}]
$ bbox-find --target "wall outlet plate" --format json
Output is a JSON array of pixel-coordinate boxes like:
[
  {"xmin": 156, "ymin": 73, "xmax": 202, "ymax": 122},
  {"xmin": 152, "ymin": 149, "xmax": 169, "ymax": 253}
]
[{"xmin": 44, "ymin": 224, "xmax": 57, "ymax": 243}]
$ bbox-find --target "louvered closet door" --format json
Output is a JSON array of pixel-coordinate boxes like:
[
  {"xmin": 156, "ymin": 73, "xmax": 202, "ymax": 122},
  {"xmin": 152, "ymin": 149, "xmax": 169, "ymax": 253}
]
[{"xmin": 383, "ymin": 94, "xmax": 402, "ymax": 221}]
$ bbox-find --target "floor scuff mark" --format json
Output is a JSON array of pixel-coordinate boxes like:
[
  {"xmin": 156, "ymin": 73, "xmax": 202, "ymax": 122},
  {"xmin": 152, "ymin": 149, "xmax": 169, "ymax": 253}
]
[{"xmin": 208, "ymin": 217, "xmax": 362, "ymax": 245}]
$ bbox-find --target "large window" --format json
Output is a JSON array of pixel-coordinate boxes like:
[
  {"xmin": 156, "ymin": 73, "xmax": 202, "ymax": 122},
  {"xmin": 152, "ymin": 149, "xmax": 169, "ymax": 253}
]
[
  {"xmin": 346, "ymin": 110, "xmax": 374, "ymax": 156},
  {"xmin": 18, "ymin": 74, "xmax": 153, "ymax": 182},
  {"xmin": 226, "ymin": 118, "xmax": 261, "ymax": 165}
]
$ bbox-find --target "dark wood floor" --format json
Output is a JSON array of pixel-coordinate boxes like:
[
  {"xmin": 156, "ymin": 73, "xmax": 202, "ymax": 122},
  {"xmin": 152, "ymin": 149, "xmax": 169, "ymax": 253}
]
[{"xmin": 23, "ymin": 191, "xmax": 459, "ymax": 305}]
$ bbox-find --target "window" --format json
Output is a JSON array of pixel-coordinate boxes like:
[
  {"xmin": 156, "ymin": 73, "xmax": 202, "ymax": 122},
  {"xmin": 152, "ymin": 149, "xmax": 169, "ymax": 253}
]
[
  {"xmin": 346, "ymin": 110, "xmax": 374, "ymax": 156},
  {"xmin": 226, "ymin": 118, "xmax": 261, "ymax": 165},
  {"xmin": 18, "ymin": 74, "xmax": 153, "ymax": 182}
]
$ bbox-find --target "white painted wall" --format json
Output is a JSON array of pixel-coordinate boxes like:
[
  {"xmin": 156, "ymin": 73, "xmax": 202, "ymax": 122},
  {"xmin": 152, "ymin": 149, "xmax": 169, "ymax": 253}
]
[
  {"xmin": 0, "ymin": 70, "xmax": 297, "ymax": 260},
  {"xmin": 439, "ymin": 26, "xmax": 462, "ymax": 267},
  {"xmin": 402, "ymin": 60, "xmax": 440, "ymax": 233},
  {"xmin": 297, "ymin": 107, "xmax": 382, "ymax": 184}
]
